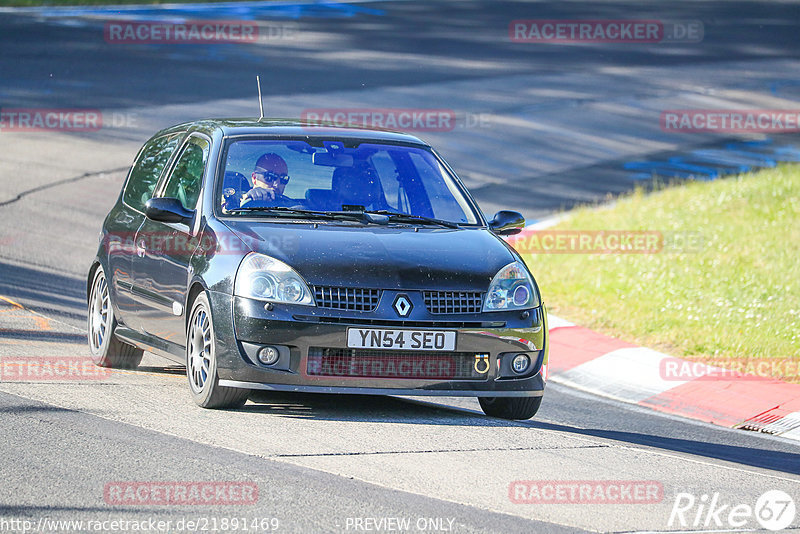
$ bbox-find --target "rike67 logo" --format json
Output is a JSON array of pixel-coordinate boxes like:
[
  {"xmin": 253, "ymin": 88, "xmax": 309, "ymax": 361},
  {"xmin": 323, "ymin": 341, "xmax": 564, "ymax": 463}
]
[{"xmin": 669, "ymin": 490, "xmax": 796, "ymax": 531}]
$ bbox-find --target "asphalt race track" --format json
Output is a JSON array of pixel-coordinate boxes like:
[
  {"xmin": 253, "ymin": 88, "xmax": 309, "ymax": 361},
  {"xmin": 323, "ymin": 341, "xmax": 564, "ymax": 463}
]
[{"xmin": 1, "ymin": 1, "xmax": 799, "ymax": 532}]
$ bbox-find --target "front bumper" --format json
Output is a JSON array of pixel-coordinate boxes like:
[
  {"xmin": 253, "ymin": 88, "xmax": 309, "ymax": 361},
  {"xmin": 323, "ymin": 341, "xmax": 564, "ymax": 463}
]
[{"xmin": 209, "ymin": 291, "xmax": 548, "ymax": 397}]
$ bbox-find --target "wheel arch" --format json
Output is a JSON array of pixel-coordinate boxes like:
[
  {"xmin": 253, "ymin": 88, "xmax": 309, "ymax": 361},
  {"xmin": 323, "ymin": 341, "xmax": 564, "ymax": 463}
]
[
  {"xmin": 185, "ymin": 279, "xmax": 209, "ymax": 328},
  {"xmin": 87, "ymin": 260, "xmax": 102, "ymax": 304}
]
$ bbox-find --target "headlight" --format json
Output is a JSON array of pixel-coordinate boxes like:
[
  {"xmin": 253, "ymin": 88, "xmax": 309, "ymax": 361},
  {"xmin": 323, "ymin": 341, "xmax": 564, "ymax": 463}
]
[
  {"xmin": 483, "ymin": 261, "xmax": 540, "ymax": 311},
  {"xmin": 234, "ymin": 253, "xmax": 315, "ymax": 306}
]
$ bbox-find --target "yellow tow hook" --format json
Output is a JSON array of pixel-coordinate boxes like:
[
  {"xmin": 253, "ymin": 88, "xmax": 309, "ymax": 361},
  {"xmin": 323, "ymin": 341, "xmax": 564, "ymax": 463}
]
[{"xmin": 474, "ymin": 354, "xmax": 490, "ymax": 374}]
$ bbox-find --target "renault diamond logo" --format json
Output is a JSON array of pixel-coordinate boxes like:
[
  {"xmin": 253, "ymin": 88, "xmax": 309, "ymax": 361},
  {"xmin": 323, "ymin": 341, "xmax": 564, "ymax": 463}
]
[{"xmin": 393, "ymin": 295, "xmax": 413, "ymax": 317}]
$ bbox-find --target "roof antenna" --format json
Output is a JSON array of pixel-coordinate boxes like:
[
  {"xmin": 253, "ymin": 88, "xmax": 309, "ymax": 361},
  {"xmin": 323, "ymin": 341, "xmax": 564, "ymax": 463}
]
[{"xmin": 256, "ymin": 75, "xmax": 264, "ymax": 121}]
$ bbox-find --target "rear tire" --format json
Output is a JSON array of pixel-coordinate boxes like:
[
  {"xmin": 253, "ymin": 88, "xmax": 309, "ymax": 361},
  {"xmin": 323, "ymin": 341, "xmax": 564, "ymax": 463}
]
[
  {"xmin": 88, "ymin": 267, "xmax": 143, "ymax": 369},
  {"xmin": 479, "ymin": 396, "xmax": 542, "ymax": 420},
  {"xmin": 186, "ymin": 293, "xmax": 250, "ymax": 409}
]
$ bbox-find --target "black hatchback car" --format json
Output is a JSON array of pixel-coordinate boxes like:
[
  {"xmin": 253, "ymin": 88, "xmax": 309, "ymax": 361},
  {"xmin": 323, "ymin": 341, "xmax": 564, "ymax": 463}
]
[{"xmin": 87, "ymin": 119, "xmax": 548, "ymax": 419}]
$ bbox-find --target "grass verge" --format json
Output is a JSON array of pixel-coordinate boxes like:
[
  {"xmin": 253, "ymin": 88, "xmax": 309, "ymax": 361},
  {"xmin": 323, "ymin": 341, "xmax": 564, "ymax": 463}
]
[{"xmin": 519, "ymin": 164, "xmax": 800, "ymax": 381}]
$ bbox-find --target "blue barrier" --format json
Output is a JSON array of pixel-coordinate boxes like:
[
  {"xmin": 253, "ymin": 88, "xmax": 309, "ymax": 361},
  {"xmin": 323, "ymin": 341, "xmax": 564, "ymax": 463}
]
[
  {"xmin": 774, "ymin": 146, "xmax": 800, "ymax": 158},
  {"xmin": 688, "ymin": 149, "xmax": 777, "ymax": 168},
  {"xmin": 624, "ymin": 137, "xmax": 800, "ymax": 180},
  {"xmin": 666, "ymin": 156, "xmax": 749, "ymax": 174},
  {"xmin": 624, "ymin": 161, "xmax": 719, "ymax": 180}
]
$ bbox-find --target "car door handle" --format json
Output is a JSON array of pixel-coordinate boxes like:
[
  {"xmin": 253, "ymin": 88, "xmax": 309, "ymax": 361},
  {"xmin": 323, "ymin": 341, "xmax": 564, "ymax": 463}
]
[{"xmin": 137, "ymin": 239, "xmax": 146, "ymax": 257}]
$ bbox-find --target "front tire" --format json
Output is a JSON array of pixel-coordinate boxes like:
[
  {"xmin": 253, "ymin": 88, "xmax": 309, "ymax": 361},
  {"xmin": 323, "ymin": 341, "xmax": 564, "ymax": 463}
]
[
  {"xmin": 88, "ymin": 267, "xmax": 143, "ymax": 369},
  {"xmin": 186, "ymin": 293, "xmax": 250, "ymax": 409},
  {"xmin": 479, "ymin": 396, "xmax": 542, "ymax": 420}
]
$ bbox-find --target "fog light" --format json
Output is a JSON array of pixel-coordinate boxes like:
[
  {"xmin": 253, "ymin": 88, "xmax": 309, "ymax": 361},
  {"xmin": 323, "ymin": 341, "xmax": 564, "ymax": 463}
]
[
  {"xmin": 512, "ymin": 354, "xmax": 530, "ymax": 374},
  {"xmin": 258, "ymin": 346, "xmax": 280, "ymax": 366}
]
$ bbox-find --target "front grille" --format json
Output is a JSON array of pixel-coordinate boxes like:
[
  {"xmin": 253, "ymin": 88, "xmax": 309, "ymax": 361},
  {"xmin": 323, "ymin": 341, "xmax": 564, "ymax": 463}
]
[
  {"xmin": 423, "ymin": 290, "xmax": 483, "ymax": 314},
  {"xmin": 313, "ymin": 286, "xmax": 381, "ymax": 312},
  {"xmin": 293, "ymin": 315, "xmax": 505, "ymax": 328},
  {"xmin": 307, "ymin": 347, "xmax": 487, "ymax": 380}
]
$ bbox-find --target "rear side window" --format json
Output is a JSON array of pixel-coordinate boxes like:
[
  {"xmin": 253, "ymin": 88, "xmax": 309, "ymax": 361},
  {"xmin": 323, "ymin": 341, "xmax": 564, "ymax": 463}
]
[
  {"xmin": 123, "ymin": 133, "xmax": 183, "ymax": 211},
  {"xmin": 160, "ymin": 136, "xmax": 210, "ymax": 210}
]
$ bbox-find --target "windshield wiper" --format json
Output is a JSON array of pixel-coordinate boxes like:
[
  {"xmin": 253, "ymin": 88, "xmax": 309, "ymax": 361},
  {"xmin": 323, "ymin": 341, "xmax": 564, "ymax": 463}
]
[
  {"xmin": 365, "ymin": 210, "xmax": 461, "ymax": 229},
  {"xmin": 226, "ymin": 207, "xmax": 374, "ymax": 223},
  {"xmin": 227, "ymin": 207, "xmax": 461, "ymax": 228}
]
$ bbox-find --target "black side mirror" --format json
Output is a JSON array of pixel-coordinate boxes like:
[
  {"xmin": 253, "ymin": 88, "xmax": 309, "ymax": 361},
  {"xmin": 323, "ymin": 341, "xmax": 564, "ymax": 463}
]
[
  {"xmin": 145, "ymin": 197, "xmax": 194, "ymax": 224},
  {"xmin": 488, "ymin": 210, "xmax": 525, "ymax": 236}
]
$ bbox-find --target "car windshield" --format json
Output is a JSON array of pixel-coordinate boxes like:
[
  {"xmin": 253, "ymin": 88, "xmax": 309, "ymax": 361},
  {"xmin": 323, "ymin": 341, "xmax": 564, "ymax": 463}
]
[{"xmin": 219, "ymin": 139, "xmax": 479, "ymax": 224}]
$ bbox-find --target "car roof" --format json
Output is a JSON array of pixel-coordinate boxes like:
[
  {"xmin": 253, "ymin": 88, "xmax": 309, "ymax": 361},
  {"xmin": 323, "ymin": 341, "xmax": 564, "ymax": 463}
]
[{"xmin": 154, "ymin": 118, "xmax": 430, "ymax": 146}]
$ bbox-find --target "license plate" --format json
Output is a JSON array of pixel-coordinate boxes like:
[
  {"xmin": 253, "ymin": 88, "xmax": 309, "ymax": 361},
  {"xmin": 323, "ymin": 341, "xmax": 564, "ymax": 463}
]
[{"xmin": 347, "ymin": 328, "xmax": 456, "ymax": 351}]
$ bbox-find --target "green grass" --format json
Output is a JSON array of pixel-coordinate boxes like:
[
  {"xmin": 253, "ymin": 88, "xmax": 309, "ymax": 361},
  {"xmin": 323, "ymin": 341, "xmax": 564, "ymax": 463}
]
[{"xmin": 522, "ymin": 164, "xmax": 800, "ymax": 376}]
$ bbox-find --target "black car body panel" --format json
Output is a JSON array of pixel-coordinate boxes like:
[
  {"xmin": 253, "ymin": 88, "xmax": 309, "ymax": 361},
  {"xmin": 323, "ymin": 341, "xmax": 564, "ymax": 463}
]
[
  {"xmin": 218, "ymin": 221, "xmax": 513, "ymax": 289},
  {"xmin": 89, "ymin": 119, "xmax": 548, "ymax": 403}
]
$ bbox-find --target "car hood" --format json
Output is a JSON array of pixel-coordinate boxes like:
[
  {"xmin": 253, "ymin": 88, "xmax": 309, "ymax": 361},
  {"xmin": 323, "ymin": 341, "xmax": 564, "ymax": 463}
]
[{"xmin": 219, "ymin": 220, "xmax": 516, "ymax": 290}]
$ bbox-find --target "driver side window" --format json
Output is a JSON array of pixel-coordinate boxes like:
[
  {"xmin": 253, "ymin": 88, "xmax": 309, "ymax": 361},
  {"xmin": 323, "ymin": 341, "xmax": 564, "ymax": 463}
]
[{"xmin": 161, "ymin": 136, "xmax": 210, "ymax": 210}]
